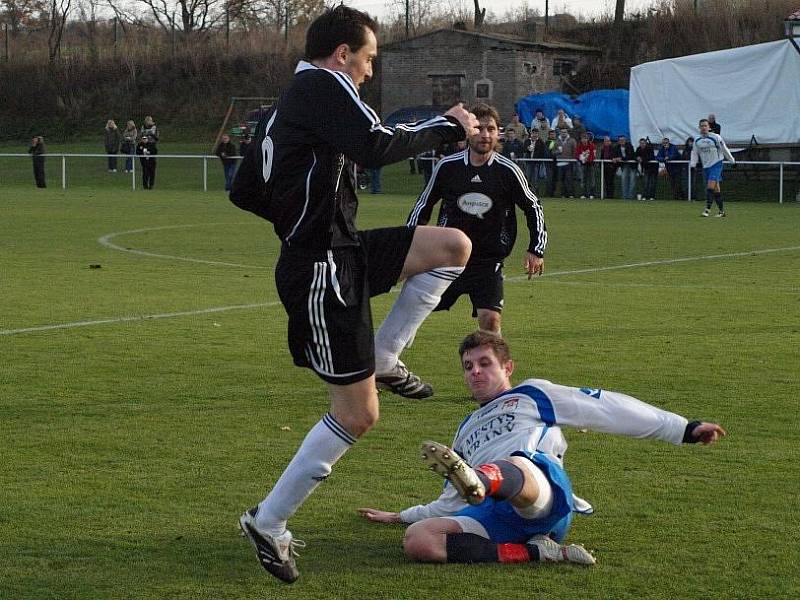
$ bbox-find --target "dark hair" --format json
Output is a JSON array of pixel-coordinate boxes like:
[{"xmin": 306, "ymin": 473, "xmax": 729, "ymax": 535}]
[
  {"xmin": 305, "ymin": 5, "xmax": 378, "ymax": 61},
  {"xmin": 699, "ymin": 118, "xmax": 709, "ymax": 126},
  {"xmin": 470, "ymin": 103, "xmax": 501, "ymax": 126},
  {"xmin": 459, "ymin": 331, "xmax": 511, "ymax": 365}
]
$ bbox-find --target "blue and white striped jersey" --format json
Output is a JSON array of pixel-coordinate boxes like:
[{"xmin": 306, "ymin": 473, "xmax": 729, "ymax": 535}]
[
  {"xmin": 690, "ymin": 133, "xmax": 735, "ymax": 169},
  {"xmin": 399, "ymin": 379, "xmax": 688, "ymax": 523}
]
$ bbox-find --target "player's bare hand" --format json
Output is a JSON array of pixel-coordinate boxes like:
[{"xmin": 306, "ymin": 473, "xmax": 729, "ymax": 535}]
[
  {"xmin": 444, "ymin": 103, "xmax": 479, "ymax": 137},
  {"xmin": 692, "ymin": 422, "xmax": 727, "ymax": 445},
  {"xmin": 358, "ymin": 508, "xmax": 403, "ymax": 524},
  {"xmin": 525, "ymin": 252, "xmax": 544, "ymax": 279}
]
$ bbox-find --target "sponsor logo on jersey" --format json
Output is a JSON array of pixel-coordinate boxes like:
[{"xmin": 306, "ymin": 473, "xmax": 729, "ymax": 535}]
[
  {"xmin": 580, "ymin": 387, "xmax": 602, "ymax": 399},
  {"xmin": 471, "ymin": 174, "xmax": 482, "ymax": 183},
  {"xmin": 457, "ymin": 192, "xmax": 493, "ymax": 219},
  {"xmin": 502, "ymin": 397, "xmax": 518, "ymax": 410}
]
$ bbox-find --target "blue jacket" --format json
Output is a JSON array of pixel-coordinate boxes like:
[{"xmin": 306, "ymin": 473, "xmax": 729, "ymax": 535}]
[{"xmin": 656, "ymin": 144, "xmax": 681, "ymax": 174}]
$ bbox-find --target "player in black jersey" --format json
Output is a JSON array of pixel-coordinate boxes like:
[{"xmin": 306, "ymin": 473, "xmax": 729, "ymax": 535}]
[
  {"xmin": 233, "ymin": 6, "xmax": 480, "ymax": 583},
  {"xmin": 404, "ymin": 104, "xmax": 547, "ymax": 334}
]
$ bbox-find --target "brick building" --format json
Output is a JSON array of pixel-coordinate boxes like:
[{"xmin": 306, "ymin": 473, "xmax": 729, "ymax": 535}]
[{"xmin": 379, "ymin": 27, "xmax": 600, "ymax": 121}]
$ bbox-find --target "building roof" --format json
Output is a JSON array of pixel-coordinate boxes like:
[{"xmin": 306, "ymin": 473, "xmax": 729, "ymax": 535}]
[{"xmin": 381, "ymin": 28, "xmax": 601, "ymax": 54}]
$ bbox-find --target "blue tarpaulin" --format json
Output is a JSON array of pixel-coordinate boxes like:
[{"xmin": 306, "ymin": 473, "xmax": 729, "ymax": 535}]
[{"xmin": 516, "ymin": 90, "xmax": 630, "ymax": 140}]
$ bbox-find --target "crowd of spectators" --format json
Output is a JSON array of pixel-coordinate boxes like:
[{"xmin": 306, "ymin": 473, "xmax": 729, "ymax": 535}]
[{"xmin": 409, "ymin": 108, "xmax": 724, "ymax": 201}]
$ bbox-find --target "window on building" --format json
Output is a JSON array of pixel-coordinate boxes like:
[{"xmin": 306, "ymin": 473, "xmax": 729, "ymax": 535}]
[
  {"xmin": 429, "ymin": 74, "xmax": 464, "ymax": 106},
  {"xmin": 553, "ymin": 58, "xmax": 577, "ymax": 76},
  {"xmin": 474, "ymin": 78, "xmax": 492, "ymax": 100}
]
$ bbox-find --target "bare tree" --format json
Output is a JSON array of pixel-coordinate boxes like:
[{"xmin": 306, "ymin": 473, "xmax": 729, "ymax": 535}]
[
  {"xmin": 135, "ymin": 0, "xmax": 224, "ymax": 34},
  {"xmin": 1, "ymin": 0, "xmax": 47, "ymax": 33},
  {"xmin": 473, "ymin": 0, "xmax": 483, "ymax": 29},
  {"xmin": 389, "ymin": 0, "xmax": 440, "ymax": 36},
  {"xmin": 608, "ymin": 0, "xmax": 625, "ymax": 58},
  {"xmin": 47, "ymin": 0, "xmax": 72, "ymax": 61}
]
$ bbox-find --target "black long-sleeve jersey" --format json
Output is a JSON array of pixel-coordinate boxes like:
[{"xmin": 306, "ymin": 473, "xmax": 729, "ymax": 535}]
[
  {"xmin": 230, "ymin": 61, "xmax": 465, "ymax": 253},
  {"xmin": 406, "ymin": 150, "xmax": 547, "ymax": 262}
]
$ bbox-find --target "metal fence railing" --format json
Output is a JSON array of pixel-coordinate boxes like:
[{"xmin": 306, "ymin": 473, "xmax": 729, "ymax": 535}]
[{"xmin": 2, "ymin": 153, "xmax": 800, "ymax": 203}]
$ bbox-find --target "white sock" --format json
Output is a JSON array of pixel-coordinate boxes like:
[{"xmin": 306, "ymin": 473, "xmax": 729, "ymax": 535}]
[
  {"xmin": 255, "ymin": 412, "xmax": 355, "ymax": 535},
  {"xmin": 374, "ymin": 266, "xmax": 464, "ymax": 374}
]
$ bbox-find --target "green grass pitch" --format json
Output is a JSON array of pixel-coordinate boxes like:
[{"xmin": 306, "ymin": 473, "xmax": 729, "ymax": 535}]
[{"xmin": 1, "ymin": 164, "xmax": 799, "ymax": 599}]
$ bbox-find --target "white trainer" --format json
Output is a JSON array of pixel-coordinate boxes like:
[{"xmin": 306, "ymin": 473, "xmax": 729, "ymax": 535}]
[{"xmin": 527, "ymin": 534, "xmax": 596, "ymax": 566}]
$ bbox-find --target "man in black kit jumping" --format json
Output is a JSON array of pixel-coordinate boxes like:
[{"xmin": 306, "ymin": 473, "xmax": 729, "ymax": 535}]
[{"xmin": 230, "ymin": 5, "xmax": 479, "ymax": 583}]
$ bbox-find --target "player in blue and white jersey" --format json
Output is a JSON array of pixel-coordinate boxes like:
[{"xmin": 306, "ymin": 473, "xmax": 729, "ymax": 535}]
[
  {"xmin": 360, "ymin": 331, "xmax": 726, "ymax": 566},
  {"xmin": 690, "ymin": 118, "xmax": 735, "ymax": 217}
]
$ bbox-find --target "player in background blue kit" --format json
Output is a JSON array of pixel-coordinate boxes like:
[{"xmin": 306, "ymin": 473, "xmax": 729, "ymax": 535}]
[
  {"xmin": 360, "ymin": 331, "xmax": 726, "ymax": 566},
  {"xmin": 690, "ymin": 118, "xmax": 735, "ymax": 217}
]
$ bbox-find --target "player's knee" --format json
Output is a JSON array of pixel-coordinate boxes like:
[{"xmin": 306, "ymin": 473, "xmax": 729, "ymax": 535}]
[
  {"xmin": 332, "ymin": 405, "xmax": 379, "ymax": 438},
  {"xmin": 444, "ymin": 229, "xmax": 471, "ymax": 265},
  {"xmin": 403, "ymin": 523, "xmax": 440, "ymax": 562}
]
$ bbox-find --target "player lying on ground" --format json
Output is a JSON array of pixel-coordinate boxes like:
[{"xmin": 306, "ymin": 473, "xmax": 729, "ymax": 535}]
[{"xmin": 359, "ymin": 331, "xmax": 726, "ymax": 566}]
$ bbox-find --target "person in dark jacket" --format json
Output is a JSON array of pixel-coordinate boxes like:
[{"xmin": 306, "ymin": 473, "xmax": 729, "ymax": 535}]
[
  {"xmin": 104, "ymin": 120, "xmax": 121, "ymax": 172},
  {"xmin": 121, "ymin": 121, "xmax": 138, "ymax": 173},
  {"xmin": 29, "ymin": 136, "xmax": 46, "ymax": 188},
  {"xmin": 238, "ymin": 134, "xmax": 252, "ymax": 160},
  {"xmin": 613, "ymin": 135, "xmax": 637, "ymax": 199},
  {"xmin": 232, "ymin": 5, "xmax": 478, "ymax": 585},
  {"xmin": 215, "ymin": 134, "xmax": 238, "ymax": 192},
  {"xmin": 655, "ymin": 137, "xmax": 684, "ymax": 199},
  {"xmin": 635, "ymin": 138, "xmax": 658, "ymax": 200},
  {"xmin": 524, "ymin": 129, "xmax": 549, "ymax": 193},
  {"xmin": 136, "ymin": 135, "xmax": 158, "ymax": 189},
  {"xmin": 599, "ymin": 136, "xmax": 616, "ymax": 198}
]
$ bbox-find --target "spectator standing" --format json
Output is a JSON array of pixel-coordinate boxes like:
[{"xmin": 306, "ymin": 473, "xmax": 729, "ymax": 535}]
[
  {"xmin": 635, "ymin": 138, "xmax": 658, "ymax": 200},
  {"xmin": 215, "ymin": 134, "xmax": 238, "ymax": 192},
  {"xmin": 575, "ymin": 132, "xmax": 596, "ymax": 199},
  {"xmin": 708, "ymin": 114, "xmax": 721, "ymax": 135},
  {"xmin": 501, "ymin": 127, "xmax": 524, "ymax": 161},
  {"xmin": 238, "ymin": 133, "xmax": 252, "ymax": 158},
  {"xmin": 104, "ymin": 120, "xmax": 121, "ymax": 172},
  {"xmin": 530, "ymin": 108, "xmax": 551, "ymax": 139},
  {"xmin": 28, "ymin": 136, "xmax": 46, "ymax": 188},
  {"xmin": 121, "ymin": 121, "xmax": 138, "ymax": 173},
  {"xmin": 569, "ymin": 116, "xmax": 586, "ymax": 141},
  {"xmin": 137, "ymin": 135, "xmax": 158, "ymax": 190},
  {"xmin": 554, "ymin": 128, "xmax": 576, "ymax": 198},
  {"xmin": 505, "ymin": 113, "xmax": 528, "ymax": 139},
  {"xmin": 141, "ymin": 115, "xmax": 158, "ymax": 141},
  {"xmin": 525, "ymin": 129, "xmax": 549, "ymax": 194},
  {"xmin": 550, "ymin": 108, "xmax": 572, "ymax": 131},
  {"xmin": 599, "ymin": 136, "xmax": 616, "ymax": 199},
  {"xmin": 655, "ymin": 137, "xmax": 684, "ymax": 199},
  {"xmin": 613, "ymin": 135, "xmax": 637, "ymax": 200},
  {"xmin": 545, "ymin": 129, "xmax": 559, "ymax": 196}
]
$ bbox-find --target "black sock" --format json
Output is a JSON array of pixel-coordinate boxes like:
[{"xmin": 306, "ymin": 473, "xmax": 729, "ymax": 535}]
[
  {"xmin": 705, "ymin": 189, "xmax": 714, "ymax": 210},
  {"xmin": 445, "ymin": 533, "xmax": 533, "ymax": 563},
  {"xmin": 475, "ymin": 460, "xmax": 526, "ymax": 501},
  {"xmin": 714, "ymin": 192, "xmax": 723, "ymax": 212}
]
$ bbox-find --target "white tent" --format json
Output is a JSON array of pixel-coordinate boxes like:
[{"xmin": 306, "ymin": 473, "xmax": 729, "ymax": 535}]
[{"xmin": 629, "ymin": 39, "xmax": 800, "ymax": 146}]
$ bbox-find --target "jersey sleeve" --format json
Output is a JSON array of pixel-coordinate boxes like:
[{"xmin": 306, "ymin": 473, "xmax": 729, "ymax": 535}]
[
  {"xmin": 689, "ymin": 144, "xmax": 699, "ymax": 169},
  {"xmin": 406, "ymin": 160, "xmax": 446, "ymax": 226},
  {"xmin": 508, "ymin": 161, "xmax": 547, "ymax": 257},
  {"xmin": 718, "ymin": 135, "xmax": 735, "ymax": 163},
  {"xmin": 311, "ymin": 70, "xmax": 464, "ymax": 168},
  {"xmin": 522, "ymin": 379, "xmax": 688, "ymax": 444}
]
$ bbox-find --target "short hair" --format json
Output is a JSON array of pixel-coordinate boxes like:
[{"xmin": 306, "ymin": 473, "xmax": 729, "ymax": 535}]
[
  {"xmin": 699, "ymin": 118, "xmax": 709, "ymax": 126},
  {"xmin": 459, "ymin": 331, "xmax": 511, "ymax": 365},
  {"xmin": 305, "ymin": 5, "xmax": 378, "ymax": 61},
  {"xmin": 470, "ymin": 103, "xmax": 501, "ymax": 126}
]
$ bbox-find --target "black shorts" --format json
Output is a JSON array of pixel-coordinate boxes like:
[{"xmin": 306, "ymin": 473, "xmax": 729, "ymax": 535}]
[
  {"xmin": 275, "ymin": 227, "xmax": 415, "ymax": 385},
  {"xmin": 434, "ymin": 260, "xmax": 504, "ymax": 317}
]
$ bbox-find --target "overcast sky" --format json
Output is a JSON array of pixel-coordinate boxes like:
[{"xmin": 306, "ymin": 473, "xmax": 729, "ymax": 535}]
[{"xmin": 343, "ymin": 0, "xmax": 658, "ymax": 23}]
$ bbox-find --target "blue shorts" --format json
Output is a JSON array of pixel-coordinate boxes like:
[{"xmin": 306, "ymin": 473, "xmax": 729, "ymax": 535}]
[
  {"xmin": 703, "ymin": 162, "xmax": 723, "ymax": 183},
  {"xmin": 453, "ymin": 452, "xmax": 574, "ymax": 543}
]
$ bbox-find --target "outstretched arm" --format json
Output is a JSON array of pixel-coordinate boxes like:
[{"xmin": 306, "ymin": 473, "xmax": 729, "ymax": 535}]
[{"xmin": 358, "ymin": 508, "xmax": 404, "ymax": 524}]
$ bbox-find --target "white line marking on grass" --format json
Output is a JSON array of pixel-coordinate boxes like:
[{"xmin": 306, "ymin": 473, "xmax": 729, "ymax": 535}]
[
  {"xmin": 97, "ymin": 224, "xmax": 269, "ymax": 269},
  {"xmin": 0, "ymin": 302, "xmax": 280, "ymax": 336},
  {"xmin": 5, "ymin": 245, "xmax": 800, "ymax": 337},
  {"xmin": 504, "ymin": 245, "xmax": 800, "ymax": 283}
]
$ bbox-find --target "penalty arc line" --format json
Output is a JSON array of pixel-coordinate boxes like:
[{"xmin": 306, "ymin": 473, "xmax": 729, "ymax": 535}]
[{"xmin": 3, "ymin": 245, "xmax": 800, "ymax": 337}]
